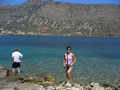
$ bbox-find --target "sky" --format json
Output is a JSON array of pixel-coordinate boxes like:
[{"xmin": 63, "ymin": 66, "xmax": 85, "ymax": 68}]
[
  {"xmin": 0, "ymin": 0, "xmax": 120, "ymax": 5},
  {"xmin": 54, "ymin": 0, "xmax": 120, "ymax": 4},
  {"xmin": 0, "ymin": 0, "xmax": 28, "ymax": 5}
]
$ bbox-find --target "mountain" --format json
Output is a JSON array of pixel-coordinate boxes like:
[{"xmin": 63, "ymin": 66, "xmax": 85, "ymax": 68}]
[{"xmin": 0, "ymin": 0, "xmax": 120, "ymax": 37}]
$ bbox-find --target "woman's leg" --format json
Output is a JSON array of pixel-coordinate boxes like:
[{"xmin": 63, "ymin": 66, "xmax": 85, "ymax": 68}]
[{"xmin": 66, "ymin": 67, "xmax": 72, "ymax": 82}]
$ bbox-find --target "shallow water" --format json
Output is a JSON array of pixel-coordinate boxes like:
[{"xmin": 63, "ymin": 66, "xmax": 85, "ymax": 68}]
[{"xmin": 0, "ymin": 35, "xmax": 120, "ymax": 85}]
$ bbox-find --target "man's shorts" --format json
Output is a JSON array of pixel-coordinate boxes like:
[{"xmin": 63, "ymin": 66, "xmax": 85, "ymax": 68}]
[{"xmin": 12, "ymin": 62, "xmax": 21, "ymax": 68}]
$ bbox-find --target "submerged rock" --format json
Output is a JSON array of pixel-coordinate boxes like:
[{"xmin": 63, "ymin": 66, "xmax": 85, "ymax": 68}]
[
  {"xmin": 23, "ymin": 77, "xmax": 35, "ymax": 82},
  {"xmin": 44, "ymin": 75, "xmax": 56, "ymax": 82}
]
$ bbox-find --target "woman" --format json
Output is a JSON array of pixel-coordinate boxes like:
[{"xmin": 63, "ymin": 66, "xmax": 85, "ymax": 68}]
[{"xmin": 64, "ymin": 46, "xmax": 77, "ymax": 86}]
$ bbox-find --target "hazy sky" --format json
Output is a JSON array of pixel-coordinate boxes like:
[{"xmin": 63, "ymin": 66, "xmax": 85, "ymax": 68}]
[{"xmin": 0, "ymin": 0, "xmax": 120, "ymax": 5}]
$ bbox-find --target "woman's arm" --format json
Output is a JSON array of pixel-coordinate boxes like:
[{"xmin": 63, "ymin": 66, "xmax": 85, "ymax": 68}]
[
  {"xmin": 64, "ymin": 54, "xmax": 66, "ymax": 67},
  {"xmin": 71, "ymin": 53, "xmax": 77, "ymax": 66}
]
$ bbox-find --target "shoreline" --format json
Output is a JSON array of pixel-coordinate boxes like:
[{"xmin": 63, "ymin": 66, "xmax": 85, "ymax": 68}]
[
  {"xmin": 0, "ymin": 66, "xmax": 118, "ymax": 90},
  {"xmin": 0, "ymin": 33, "xmax": 120, "ymax": 38}
]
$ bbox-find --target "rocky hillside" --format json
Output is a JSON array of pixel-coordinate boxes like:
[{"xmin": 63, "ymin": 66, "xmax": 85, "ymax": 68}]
[{"xmin": 0, "ymin": 0, "xmax": 120, "ymax": 36}]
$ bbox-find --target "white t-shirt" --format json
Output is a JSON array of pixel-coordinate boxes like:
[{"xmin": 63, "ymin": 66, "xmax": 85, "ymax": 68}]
[{"xmin": 12, "ymin": 51, "xmax": 23, "ymax": 62}]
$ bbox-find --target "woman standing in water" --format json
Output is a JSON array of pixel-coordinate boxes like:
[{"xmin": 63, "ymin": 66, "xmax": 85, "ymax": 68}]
[{"xmin": 64, "ymin": 46, "xmax": 77, "ymax": 87}]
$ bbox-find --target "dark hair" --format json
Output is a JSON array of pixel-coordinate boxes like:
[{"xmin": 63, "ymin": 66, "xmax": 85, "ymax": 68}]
[
  {"xmin": 14, "ymin": 48, "xmax": 18, "ymax": 51},
  {"xmin": 66, "ymin": 46, "xmax": 72, "ymax": 50}
]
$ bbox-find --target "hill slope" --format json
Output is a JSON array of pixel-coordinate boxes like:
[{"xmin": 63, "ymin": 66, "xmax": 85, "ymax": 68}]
[{"xmin": 0, "ymin": 0, "xmax": 120, "ymax": 36}]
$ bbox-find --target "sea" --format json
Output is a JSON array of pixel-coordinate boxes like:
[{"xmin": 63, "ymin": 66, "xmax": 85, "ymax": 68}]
[{"xmin": 0, "ymin": 35, "xmax": 120, "ymax": 85}]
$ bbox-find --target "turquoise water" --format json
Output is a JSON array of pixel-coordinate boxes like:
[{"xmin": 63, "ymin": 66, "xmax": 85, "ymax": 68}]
[{"xmin": 0, "ymin": 35, "xmax": 120, "ymax": 85}]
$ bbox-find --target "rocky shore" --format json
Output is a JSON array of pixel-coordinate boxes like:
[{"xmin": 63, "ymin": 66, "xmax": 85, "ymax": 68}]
[{"xmin": 0, "ymin": 66, "xmax": 118, "ymax": 90}]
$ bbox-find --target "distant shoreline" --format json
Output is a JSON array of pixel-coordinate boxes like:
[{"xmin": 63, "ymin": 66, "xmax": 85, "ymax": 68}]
[{"xmin": 0, "ymin": 33, "xmax": 120, "ymax": 38}]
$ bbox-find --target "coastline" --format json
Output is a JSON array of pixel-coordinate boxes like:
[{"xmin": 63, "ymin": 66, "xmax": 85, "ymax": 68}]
[
  {"xmin": 0, "ymin": 33, "xmax": 120, "ymax": 38},
  {"xmin": 0, "ymin": 66, "xmax": 118, "ymax": 90}
]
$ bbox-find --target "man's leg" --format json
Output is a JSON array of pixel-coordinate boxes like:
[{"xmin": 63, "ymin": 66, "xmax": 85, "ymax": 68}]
[
  {"xmin": 16, "ymin": 62, "xmax": 21, "ymax": 74},
  {"xmin": 17, "ymin": 67, "xmax": 20, "ymax": 74},
  {"xmin": 12, "ymin": 62, "xmax": 15, "ymax": 73},
  {"xmin": 12, "ymin": 68, "xmax": 15, "ymax": 73}
]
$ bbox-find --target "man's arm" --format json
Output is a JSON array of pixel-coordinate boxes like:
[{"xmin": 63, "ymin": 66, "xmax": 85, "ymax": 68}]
[
  {"xmin": 19, "ymin": 53, "xmax": 23, "ymax": 60},
  {"xmin": 11, "ymin": 57, "xmax": 14, "ymax": 63}
]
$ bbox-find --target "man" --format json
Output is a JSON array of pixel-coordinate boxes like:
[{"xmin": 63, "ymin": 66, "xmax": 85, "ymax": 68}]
[{"xmin": 11, "ymin": 48, "xmax": 23, "ymax": 74}]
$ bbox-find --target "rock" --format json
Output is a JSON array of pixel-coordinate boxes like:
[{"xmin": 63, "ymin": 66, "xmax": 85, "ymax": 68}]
[
  {"xmin": 6, "ymin": 74, "xmax": 24, "ymax": 82},
  {"xmin": 79, "ymin": 86, "xmax": 84, "ymax": 90},
  {"xmin": 105, "ymin": 87, "xmax": 113, "ymax": 90},
  {"xmin": 23, "ymin": 77, "xmax": 35, "ymax": 82},
  {"xmin": 90, "ymin": 82, "xmax": 95, "ymax": 87},
  {"xmin": 92, "ymin": 87, "xmax": 104, "ymax": 90},
  {"xmin": 73, "ymin": 83, "xmax": 81, "ymax": 87},
  {"xmin": 79, "ymin": 86, "xmax": 91, "ymax": 90},
  {"xmin": 94, "ymin": 83, "xmax": 100, "ymax": 87},
  {"xmin": 58, "ymin": 81, "xmax": 66, "ymax": 87},
  {"xmin": 55, "ymin": 86, "xmax": 65, "ymax": 90},
  {"xmin": 1, "ymin": 88, "xmax": 15, "ymax": 90},
  {"xmin": 0, "ymin": 66, "xmax": 9, "ymax": 79},
  {"xmin": 15, "ymin": 83, "xmax": 38, "ymax": 90},
  {"xmin": 102, "ymin": 83, "xmax": 111, "ymax": 88},
  {"xmin": 71, "ymin": 87, "xmax": 80, "ymax": 90},
  {"xmin": 90, "ymin": 82, "xmax": 101, "ymax": 87},
  {"xmin": 46, "ymin": 86, "xmax": 55, "ymax": 90},
  {"xmin": 34, "ymin": 84, "xmax": 45, "ymax": 90},
  {"xmin": 0, "ymin": 70, "xmax": 7, "ymax": 79},
  {"xmin": 44, "ymin": 75, "xmax": 56, "ymax": 82}
]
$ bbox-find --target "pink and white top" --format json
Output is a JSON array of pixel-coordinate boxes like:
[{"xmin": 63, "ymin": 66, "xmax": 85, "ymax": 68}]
[{"xmin": 65, "ymin": 53, "xmax": 73, "ymax": 65}]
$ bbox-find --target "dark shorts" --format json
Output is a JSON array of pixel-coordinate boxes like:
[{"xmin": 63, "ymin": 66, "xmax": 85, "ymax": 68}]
[
  {"xmin": 12, "ymin": 62, "xmax": 21, "ymax": 68},
  {"xmin": 65, "ymin": 65, "xmax": 72, "ymax": 71}
]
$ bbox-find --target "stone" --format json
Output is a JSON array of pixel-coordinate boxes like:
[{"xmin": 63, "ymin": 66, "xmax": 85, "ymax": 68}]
[
  {"xmin": 71, "ymin": 87, "xmax": 80, "ymax": 90},
  {"xmin": 44, "ymin": 75, "xmax": 56, "ymax": 82},
  {"xmin": 79, "ymin": 86, "xmax": 91, "ymax": 90},
  {"xmin": 35, "ymin": 84, "xmax": 45, "ymax": 90},
  {"xmin": 23, "ymin": 77, "xmax": 35, "ymax": 82},
  {"xmin": 46, "ymin": 86, "xmax": 55, "ymax": 90},
  {"xmin": 92, "ymin": 87, "xmax": 104, "ymax": 90},
  {"xmin": 55, "ymin": 86, "xmax": 65, "ymax": 90},
  {"xmin": 80, "ymin": 86, "xmax": 84, "ymax": 90},
  {"xmin": 0, "ymin": 66, "xmax": 9, "ymax": 79},
  {"xmin": 73, "ymin": 83, "xmax": 80, "ymax": 88},
  {"xmin": 0, "ymin": 70, "xmax": 7, "ymax": 79},
  {"xmin": 94, "ymin": 83, "xmax": 100, "ymax": 87},
  {"xmin": 1, "ymin": 88, "xmax": 15, "ymax": 90},
  {"xmin": 105, "ymin": 87, "xmax": 113, "ymax": 90}
]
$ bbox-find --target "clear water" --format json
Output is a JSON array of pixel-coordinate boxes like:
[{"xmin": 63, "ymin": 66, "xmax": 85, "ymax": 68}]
[{"xmin": 0, "ymin": 35, "xmax": 120, "ymax": 85}]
